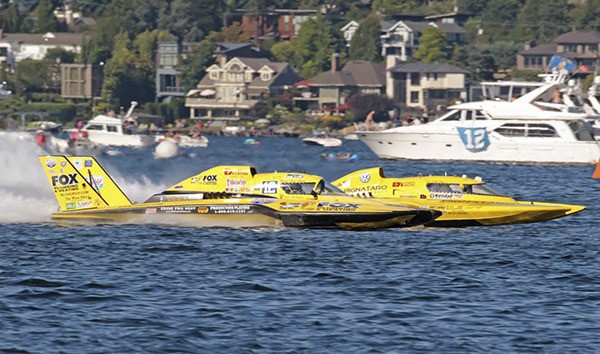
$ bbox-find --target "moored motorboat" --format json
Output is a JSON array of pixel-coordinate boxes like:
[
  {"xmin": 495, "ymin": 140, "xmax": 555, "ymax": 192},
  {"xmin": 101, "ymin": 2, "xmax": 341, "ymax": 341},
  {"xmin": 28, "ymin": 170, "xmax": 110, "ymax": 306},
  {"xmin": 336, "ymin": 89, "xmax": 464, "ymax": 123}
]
[
  {"xmin": 38, "ymin": 156, "xmax": 441, "ymax": 229},
  {"xmin": 302, "ymin": 134, "xmax": 342, "ymax": 147},
  {"xmin": 332, "ymin": 167, "xmax": 586, "ymax": 227}
]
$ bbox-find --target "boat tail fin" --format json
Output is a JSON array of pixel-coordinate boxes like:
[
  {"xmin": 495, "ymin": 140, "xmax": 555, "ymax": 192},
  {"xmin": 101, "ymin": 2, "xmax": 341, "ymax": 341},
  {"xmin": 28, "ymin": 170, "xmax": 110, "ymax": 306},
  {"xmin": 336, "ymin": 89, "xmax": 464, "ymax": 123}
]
[
  {"xmin": 39, "ymin": 155, "xmax": 110, "ymax": 211},
  {"xmin": 66, "ymin": 156, "xmax": 132, "ymax": 207}
]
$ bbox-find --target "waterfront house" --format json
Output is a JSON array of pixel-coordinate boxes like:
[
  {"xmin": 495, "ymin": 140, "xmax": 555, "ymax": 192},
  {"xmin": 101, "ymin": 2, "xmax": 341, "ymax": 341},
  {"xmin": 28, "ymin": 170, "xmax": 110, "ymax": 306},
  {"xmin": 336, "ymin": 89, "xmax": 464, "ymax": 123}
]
[{"xmin": 185, "ymin": 57, "xmax": 300, "ymax": 120}]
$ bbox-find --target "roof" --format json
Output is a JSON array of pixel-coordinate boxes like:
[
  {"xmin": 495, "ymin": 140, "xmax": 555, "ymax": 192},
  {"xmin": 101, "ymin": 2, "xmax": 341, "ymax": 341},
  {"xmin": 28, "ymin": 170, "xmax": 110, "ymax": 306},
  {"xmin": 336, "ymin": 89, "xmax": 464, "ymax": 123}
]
[
  {"xmin": 381, "ymin": 20, "xmax": 465, "ymax": 34},
  {"xmin": 310, "ymin": 71, "xmax": 357, "ymax": 86},
  {"xmin": 0, "ymin": 32, "xmax": 84, "ymax": 46},
  {"xmin": 341, "ymin": 61, "xmax": 385, "ymax": 86},
  {"xmin": 553, "ymin": 30, "xmax": 600, "ymax": 44},
  {"xmin": 308, "ymin": 61, "xmax": 386, "ymax": 87},
  {"xmin": 389, "ymin": 61, "xmax": 469, "ymax": 74},
  {"xmin": 519, "ymin": 43, "xmax": 557, "ymax": 55}
]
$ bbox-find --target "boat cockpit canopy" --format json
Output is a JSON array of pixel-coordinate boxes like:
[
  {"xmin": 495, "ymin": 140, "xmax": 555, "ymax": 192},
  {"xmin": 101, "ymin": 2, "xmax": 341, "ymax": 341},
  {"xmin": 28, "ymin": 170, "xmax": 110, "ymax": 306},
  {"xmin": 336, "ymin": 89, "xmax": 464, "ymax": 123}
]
[{"xmin": 427, "ymin": 183, "xmax": 504, "ymax": 196}]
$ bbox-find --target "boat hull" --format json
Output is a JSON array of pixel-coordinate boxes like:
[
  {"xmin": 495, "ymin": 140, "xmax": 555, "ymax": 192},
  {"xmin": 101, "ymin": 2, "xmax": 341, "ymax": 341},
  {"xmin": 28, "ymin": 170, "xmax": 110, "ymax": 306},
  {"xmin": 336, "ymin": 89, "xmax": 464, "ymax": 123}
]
[
  {"xmin": 49, "ymin": 201, "xmax": 438, "ymax": 230},
  {"xmin": 358, "ymin": 130, "xmax": 600, "ymax": 164}
]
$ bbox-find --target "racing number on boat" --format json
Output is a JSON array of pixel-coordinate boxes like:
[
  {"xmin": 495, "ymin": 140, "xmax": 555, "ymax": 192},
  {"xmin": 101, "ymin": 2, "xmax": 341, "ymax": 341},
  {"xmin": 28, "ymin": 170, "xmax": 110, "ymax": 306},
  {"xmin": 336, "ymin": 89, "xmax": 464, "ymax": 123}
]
[
  {"xmin": 458, "ymin": 127, "xmax": 490, "ymax": 152},
  {"xmin": 262, "ymin": 181, "xmax": 278, "ymax": 194}
]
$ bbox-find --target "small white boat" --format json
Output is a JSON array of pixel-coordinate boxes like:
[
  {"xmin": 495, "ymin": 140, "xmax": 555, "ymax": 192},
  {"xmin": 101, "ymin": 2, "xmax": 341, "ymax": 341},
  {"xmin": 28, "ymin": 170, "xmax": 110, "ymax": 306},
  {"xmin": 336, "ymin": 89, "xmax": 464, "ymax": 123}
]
[
  {"xmin": 302, "ymin": 134, "xmax": 342, "ymax": 147},
  {"xmin": 178, "ymin": 135, "xmax": 209, "ymax": 148},
  {"xmin": 77, "ymin": 114, "xmax": 154, "ymax": 148}
]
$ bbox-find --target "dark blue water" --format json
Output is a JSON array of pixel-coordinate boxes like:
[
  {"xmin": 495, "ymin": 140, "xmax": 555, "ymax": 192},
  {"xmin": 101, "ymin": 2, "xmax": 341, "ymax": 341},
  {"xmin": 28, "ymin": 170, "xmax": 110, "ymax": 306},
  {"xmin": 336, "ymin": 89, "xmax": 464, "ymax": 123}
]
[{"xmin": 1, "ymin": 133, "xmax": 599, "ymax": 353}]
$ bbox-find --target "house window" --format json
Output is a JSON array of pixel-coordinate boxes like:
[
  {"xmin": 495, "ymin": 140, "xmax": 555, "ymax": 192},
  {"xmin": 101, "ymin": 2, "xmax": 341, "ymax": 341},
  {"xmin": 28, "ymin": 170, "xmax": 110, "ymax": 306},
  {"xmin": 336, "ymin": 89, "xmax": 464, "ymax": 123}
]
[
  {"xmin": 410, "ymin": 91, "xmax": 419, "ymax": 103},
  {"xmin": 563, "ymin": 44, "xmax": 577, "ymax": 52},
  {"xmin": 0, "ymin": 47, "xmax": 7, "ymax": 56},
  {"xmin": 209, "ymin": 71, "xmax": 218, "ymax": 80},
  {"xmin": 410, "ymin": 73, "xmax": 420, "ymax": 85},
  {"xmin": 261, "ymin": 72, "xmax": 271, "ymax": 81}
]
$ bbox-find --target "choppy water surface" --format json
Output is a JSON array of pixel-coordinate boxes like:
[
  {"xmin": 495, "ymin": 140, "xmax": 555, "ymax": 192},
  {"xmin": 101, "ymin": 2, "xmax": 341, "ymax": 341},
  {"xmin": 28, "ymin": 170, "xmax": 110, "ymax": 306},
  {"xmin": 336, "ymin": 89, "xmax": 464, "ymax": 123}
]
[{"xmin": 1, "ymin": 133, "xmax": 599, "ymax": 353}]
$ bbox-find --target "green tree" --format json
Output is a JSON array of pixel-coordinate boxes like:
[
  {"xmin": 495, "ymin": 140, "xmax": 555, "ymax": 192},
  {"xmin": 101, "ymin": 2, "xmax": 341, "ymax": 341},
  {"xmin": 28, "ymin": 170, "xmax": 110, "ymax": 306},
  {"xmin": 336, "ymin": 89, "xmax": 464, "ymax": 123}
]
[
  {"xmin": 178, "ymin": 40, "xmax": 215, "ymax": 91},
  {"xmin": 0, "ymin": 2, "xmax": 23, "ymax": 32},
  {"xmin": 292, "ymin": 15, "xmax": 341, "ymax": 78},
  {"xmin": 34, "ymin": 0, "xmax": 59, "ymax": 33},
  {"xmin": 349, "ymin": 13, "xmax": 382, "ymax": 62},
  {"xmin": 571, "ymin": 0, "xmax": 600, "ymax": 31},
  {"xmin": 45, "ymin": 47, "xmax": 76, "ymax": 64},
  {"xmin": 413, "ymin": 27, "xmax": 447, "ymax": 63},
  {"xmin": 513, "ymin": 0, "xmax": 570, "ymax": 43},
  {"xmin": 479, "ymin": 0, "xmax": 521, "ymax": 43},
  {"xmin": 271, "ymin": 41, "xmax": 294, "ymax": 63}
]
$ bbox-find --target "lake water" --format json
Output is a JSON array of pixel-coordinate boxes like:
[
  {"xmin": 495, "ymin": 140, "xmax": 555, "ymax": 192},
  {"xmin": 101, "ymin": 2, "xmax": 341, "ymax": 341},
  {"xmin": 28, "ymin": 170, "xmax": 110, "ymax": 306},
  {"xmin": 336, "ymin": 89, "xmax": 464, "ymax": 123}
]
[{"xmin": 1, "ymin": 132, "xmax": 599, "ymax": 353}]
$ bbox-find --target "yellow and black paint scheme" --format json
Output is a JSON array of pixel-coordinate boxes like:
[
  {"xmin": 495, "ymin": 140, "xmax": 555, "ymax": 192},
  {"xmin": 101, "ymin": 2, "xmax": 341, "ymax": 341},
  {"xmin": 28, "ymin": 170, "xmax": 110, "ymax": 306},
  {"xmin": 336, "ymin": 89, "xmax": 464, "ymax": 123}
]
[
  {"xmin": 332, "ymin": 167, "xmax": 586, "ymax": 227},
  {"xmin": 38, "ymin": 156, "xmax": 441, "ymax": 229}
]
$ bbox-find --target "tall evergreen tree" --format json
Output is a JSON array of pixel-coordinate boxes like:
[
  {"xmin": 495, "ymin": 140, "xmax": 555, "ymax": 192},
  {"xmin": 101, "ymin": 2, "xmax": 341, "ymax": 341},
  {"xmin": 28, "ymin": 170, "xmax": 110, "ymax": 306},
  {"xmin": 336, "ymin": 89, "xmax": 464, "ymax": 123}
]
[
  {"xmin": 34, "ymin": 0, "xmax": 59, "ymax": 33},
  {"xmin": 479, "ymin": 0, "xmax": 521, "ymax": 43},
  {"xmin": 514, "ymin": 0, "xmax": 570, "ymax": 43},
  {"xmin": 0, "ymin": 2, "xmax": 22, "ymax": 32},
  {"xmin": 349, "ymin": 13, "xmax": 382, "ymax": 62}
]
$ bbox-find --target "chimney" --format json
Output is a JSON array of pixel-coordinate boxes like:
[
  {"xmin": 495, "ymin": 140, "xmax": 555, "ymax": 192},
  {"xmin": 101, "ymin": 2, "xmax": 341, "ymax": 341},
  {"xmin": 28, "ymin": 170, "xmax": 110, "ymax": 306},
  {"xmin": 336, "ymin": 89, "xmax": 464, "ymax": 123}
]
[{"xmin": 331, "ymin": 52, "xmax": 339, "ymax": 73}]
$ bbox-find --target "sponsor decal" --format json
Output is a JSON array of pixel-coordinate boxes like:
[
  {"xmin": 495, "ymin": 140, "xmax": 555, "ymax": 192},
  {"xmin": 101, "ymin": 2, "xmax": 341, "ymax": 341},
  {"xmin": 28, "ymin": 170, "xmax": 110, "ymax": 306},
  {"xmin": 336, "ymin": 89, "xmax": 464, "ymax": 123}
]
[
  {"xmin": 46, "ymin": 159, "xmax": 57, "ymax": 168},
  {"xmin": 458, "ymin": 127, "xmax": 490, "ymax": 152},
  {"xmin": 160, "ymin": 206, "xmax": 197, "ymax": 213},
  {"xmin": 208, "ymin": 205, "xmax": 252, "ymax": 214},
  {"xmin": 429, "ymin": 192, "xmax": 454, "ymax": 200},
  {"xmin": 344, "ymin": 185, "xmax": 387, "ymax": 194},
  {"xmin": 203, "ymin": 175, "xmax": 217, "ymax": 183},
  {"xmin": 196, "ymin": 206, "xmax": 209, "ymax": 213},
  {"xmin": 226, "ymin": 179, "xmax": 247, "ymax": 187},
  {"xmin": 359, "ymin": 173, "xmax": 371, "ymax": 183},
  {"xmin": 261, "ymin": 181, "xmax": 278, "ymax": 194},
  {"xmin": 392, "ymin": 181, "xmax": 415, "ymax": 187},
  {"xmin": 224, "ymin": 169, "xmax": 248, "ymax": 176},
  {"xmin": 280, "ymin": 202, "xmax": 302, "ymax": 209},
  {"xmin": 84, "ymin": 160, "xmax": 93, "ymax": 167},
  {"xmin": 73, "ymin": 159, "xmax": 82, "ymax": 169},
  {"xmin": 65, "ymin": 202, "xmax": 76, "ymax": 210},
  {"xmin": 77, "ymin": 200, "xmax": 92, "ymax": 208},
  {"xmin": 86, "ymin": 175, "xmax": 104, "ymax": 190},
  {"xmin": 174, "ymin": 185, "xmax": 184, "ymax": 189},
  {"xmin": 285, "ymin": 173, "xmax": 304, "ymax": 179},
  {"xmin": 420, "ymin": 194, "xmax": 427, "ymax": 199},
  {"xmin": 190, "ymin": 177, "xmax": 199, "ymax": 183},
  {"xmin": 317, "ymin": 202, "xmax": 360, "ymax": 211},
  {"xmin": 60, "ymin": 161, "xmax": 67, "ymax": 168},
  {"xmin": 51, "ymin": 174, "xmax": 78, "ymax": 187},
  {"xmin": 48, "ymin": 169, "xmax": 56, "ymax": 175},
  {"xmin": 251, "ymin": 198, "xmax": 276, "ymax": 205},
  {"xmin": 145, "ymin": 208, "xmax": 157, "ymax": 214}
]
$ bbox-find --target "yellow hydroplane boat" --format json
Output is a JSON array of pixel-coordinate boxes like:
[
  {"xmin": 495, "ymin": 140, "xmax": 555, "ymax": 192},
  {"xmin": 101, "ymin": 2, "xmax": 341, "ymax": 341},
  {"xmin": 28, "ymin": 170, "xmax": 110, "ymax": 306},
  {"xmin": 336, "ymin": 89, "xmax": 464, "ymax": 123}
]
[
  {"xmin": 332, "ymin": 167, "xmax": 586, "ymax": 227},
  {"xmin": 38, "ymin": 156, "xmax": 441, "ymax": 229}
]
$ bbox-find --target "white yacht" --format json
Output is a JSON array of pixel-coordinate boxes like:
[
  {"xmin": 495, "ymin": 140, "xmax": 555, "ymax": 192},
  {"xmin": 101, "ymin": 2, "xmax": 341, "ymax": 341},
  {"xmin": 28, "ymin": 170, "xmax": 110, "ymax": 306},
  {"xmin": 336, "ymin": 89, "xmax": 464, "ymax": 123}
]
[
  {"xmin": 76, "ymin": 102, "xmax": 154, "ymax": 148},
  {"xmin": 358, "ymin": 81, "xmax": 600, "ymax": 164}
]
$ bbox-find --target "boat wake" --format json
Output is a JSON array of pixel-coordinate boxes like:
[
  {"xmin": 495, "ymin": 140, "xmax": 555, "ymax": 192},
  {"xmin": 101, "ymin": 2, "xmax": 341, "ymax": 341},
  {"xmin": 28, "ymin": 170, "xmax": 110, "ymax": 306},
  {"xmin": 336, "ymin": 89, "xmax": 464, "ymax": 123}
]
[{"xmin": 0, "ymin": 132, "xmax": 166, "ymax": 223}]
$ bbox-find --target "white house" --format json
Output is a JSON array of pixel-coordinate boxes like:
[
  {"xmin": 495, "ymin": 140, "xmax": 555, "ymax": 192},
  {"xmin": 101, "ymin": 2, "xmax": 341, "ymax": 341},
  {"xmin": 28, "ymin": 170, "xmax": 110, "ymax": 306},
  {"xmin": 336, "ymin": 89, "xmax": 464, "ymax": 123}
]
[{"xmin": 0, "ymin": 30, "xmax": 84, "ymax": 69}]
